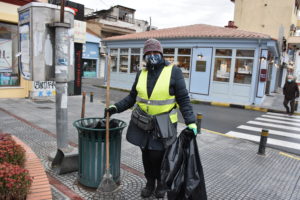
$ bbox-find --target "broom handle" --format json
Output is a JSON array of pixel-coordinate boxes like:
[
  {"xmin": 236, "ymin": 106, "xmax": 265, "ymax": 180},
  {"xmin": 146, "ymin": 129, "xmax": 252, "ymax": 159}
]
[{"xmin": 105, "ymin": 56, "xmax": 111, "ymax": 171}]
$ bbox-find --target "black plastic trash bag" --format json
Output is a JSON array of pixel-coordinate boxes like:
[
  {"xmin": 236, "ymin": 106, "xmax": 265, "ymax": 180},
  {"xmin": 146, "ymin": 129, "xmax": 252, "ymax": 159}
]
[
  {"xmin": 161, "ymin": 128, "xmax": 207, "ymax": 200},
  {"xmin": 84, "ymin": 118, "xmax": 121, "ymax": 130}
]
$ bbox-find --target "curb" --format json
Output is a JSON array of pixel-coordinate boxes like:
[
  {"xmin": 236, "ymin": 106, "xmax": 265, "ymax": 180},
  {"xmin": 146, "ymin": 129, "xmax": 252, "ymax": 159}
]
[
  {"xmin": 95, "ymin": 85, "xmax": 300, "ymax": 115},
  {"xmin": 191, "ymin": 99, "xmax": 300, "ymax": 115},
  {"xmin": 13, "ymin": 136, "xmax": 52, "ymax": 200}
]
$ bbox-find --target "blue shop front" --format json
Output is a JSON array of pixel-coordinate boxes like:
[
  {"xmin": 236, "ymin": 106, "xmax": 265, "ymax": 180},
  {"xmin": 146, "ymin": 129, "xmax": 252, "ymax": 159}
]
[
  {"xmin": 82, "ymin": 32, "xmax": 100, "ymax": 78},
  {"xmin": 102, "ymin": 24, "xmax": 280, "ymax": 105}
]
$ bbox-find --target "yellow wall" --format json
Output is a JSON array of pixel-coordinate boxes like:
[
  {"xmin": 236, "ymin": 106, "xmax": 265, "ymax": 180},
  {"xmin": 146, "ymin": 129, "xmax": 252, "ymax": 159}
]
[
  {"xmin": 0, "ymin": 78, "xmax": 31, "ymax": 98},
  {"xmin": 0, "ymin": 2, "xmax": 19, "ymax": 23},
  {"xmin": 233, "ymin": 0, "xmax": 297, "ymax": 40},
  {"xmin": 0, "ymin": 2, "xmax": 31, "ymax": 98}
]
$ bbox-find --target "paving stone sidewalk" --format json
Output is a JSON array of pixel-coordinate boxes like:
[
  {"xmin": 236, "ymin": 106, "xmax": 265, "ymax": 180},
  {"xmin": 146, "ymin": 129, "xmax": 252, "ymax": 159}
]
[{"xmin": 0, "ymin": 97, "xmax": 300, "ymax": 200}]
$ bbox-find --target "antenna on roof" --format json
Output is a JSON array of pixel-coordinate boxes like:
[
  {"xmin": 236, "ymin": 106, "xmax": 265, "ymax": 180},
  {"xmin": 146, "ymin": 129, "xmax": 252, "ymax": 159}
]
[{"xmin": 147, "ymin": 17, "xmax": 151, "ymax": 31}]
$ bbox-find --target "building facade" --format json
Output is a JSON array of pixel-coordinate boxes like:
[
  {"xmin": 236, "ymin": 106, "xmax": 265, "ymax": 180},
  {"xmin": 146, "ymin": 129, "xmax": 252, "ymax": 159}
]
[
  {"xmin": 0, "ymin": 0, "xmax": 37, "ymax": 98},
  {"xmin": 84, "ymin": 5, "xmax": 152, "ymax": 78},
  {"xmin": 82, "ymin": 32, "xmax": 100, "ymax": 78},
  {"xmin": 232, "ymin": 0, "xmax": 299, "ymax": 40},
  {"xmin": 85, "ymin": 5, "xmax": 150, "ymax": 38},
  {"xmin": 231, "ymin": 0, "xmax": 300, "ymax": 86},
  {"xmin": 102, "ymin": 24, "xmax": 279, "ymax": 105},
  {"xmin": 0, "ymin": 1, "xmax": 76, "ymax": 99}
]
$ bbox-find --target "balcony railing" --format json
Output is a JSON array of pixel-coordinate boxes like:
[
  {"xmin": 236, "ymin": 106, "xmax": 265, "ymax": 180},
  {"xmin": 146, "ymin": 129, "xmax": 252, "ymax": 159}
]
[{"xmin": 101, "ymin": 14, "xmax": 134, "ymax": 24}]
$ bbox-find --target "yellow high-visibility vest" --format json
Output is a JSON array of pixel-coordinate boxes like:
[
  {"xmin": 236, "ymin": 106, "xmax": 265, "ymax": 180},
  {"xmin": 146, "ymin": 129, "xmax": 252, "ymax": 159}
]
[{"xmin": 136, "ymin": 64, "xmax": 178, "ymax": 123}]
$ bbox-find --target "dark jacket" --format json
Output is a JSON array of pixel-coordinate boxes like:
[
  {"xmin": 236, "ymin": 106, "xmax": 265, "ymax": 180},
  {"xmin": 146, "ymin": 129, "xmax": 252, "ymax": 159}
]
[
  {"xmin": 114, "ymin": 60, "xmax": 195, "ymax": 150},
  {"xmin": 283, "ymin": 81, "xmax": 299, "ymax": 100}
]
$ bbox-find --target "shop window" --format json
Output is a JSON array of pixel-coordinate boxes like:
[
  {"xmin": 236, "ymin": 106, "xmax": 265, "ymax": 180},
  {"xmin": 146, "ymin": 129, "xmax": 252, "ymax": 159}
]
[
  {"xmin": 177, "ymin": 56, "xmax": 190, "ymax": 76},
  {"xmin": 216, "ymin": 49, "xmax": 232, "ymax": 56},
  {"xmin": 213, "ymin": 58, "xmax": 231, "ymax": 82},
  {"xmin": 130, "ymin": 48, "xmax": 140, "ymax": 73},
  {"xmin": 131, "ymin": 48, "xmax": 140, "ymax": 54},
  {"xmin": 164, "ymin": 56, "xmax": 174, "ymax": 63},
  {"xmin": 234, "ymin": 50, "xmax": 255, "ymax": 84},
  {"xmin": 120, "ymin": 48, "xmax": 128, "ymax": 54},
  {"xmin": 177, "ymin": 48, "xmax": 191, "ymax": 78},
  {"xmin": 120, "ymin": 48, "xmax": 128, "ymax": 73},
  {"xmin": 83, "ymin": 59, "xmax": 97, "ymax": 78},
  {"xmin": 0, "ymin": 23, "xmax": 19, "ymax": 86},
  {"xmin": 236, "ymin": 50, "xmax": 255, "ymax": 57},
  {"xmin": 178, "ymin": 48, "xmax": 191, "ymax": 55},
  {"xmin": 163, "ymin": 48, "xmax": 175, "ymax": 64},
  {"xmin": 110, "ymin": 49, "xmax": 118, "ymax": 55},
  {"xmin": 163, "ymin": 48, "xmax": 175, "ymax": 54},
  {"xmin": 110, "ymin": 48, "xmax": 118, "ymax": 72}
]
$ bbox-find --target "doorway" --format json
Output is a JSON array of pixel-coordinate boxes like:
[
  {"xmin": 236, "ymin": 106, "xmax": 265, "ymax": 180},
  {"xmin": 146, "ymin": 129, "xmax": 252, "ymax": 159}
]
[{"xmin": 189, "ymin": 48, "xmax": 213, "ymax": 95}]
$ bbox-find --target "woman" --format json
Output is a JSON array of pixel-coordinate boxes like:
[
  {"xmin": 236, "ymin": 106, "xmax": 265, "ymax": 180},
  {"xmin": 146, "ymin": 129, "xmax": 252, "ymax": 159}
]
[
  {"xmin": 105, "ymin": 38, "xmax": 197, "ymax": 198},
  {"xmin": 283, "ymin": 75, "xmax": 299, "ymax": 114}
]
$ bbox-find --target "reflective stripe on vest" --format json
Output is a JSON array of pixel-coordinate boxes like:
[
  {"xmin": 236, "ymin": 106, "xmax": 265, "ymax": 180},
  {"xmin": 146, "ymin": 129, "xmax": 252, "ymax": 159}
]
[
  {"xmin": 136, "ymin": 64, "xmax": 178, "ymax": 123},
  {"xmin": 136, "ymin": 96, "xmax": 175, "ymax": 105}
]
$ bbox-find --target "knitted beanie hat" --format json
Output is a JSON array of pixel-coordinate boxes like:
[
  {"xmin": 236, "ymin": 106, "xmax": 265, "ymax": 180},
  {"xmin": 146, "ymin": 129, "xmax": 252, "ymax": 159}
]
[{"xmin": 143, "ymin": 38, "xmax": 163, "ymax": 56}]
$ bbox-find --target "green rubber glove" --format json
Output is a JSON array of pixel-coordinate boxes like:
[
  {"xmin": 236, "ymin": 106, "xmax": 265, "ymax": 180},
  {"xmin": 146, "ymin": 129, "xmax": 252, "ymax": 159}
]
[
  {"xmin": 104, "ymin": 105, "xmax": 118, "ymax": 117},
  {"xmin": 187, "ymin": 123, "xmax": 198, "ymax": 135}
]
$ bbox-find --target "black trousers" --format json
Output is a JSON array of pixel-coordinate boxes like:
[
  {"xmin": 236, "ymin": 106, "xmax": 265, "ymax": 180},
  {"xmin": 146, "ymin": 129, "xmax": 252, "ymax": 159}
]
[
  {"xmin": 283, "ymin": 98, "xmax": 295, "ymax": 114},
  {"xmin": 141, "ymin": 148, "xmax": 165, "ymax": 181}
]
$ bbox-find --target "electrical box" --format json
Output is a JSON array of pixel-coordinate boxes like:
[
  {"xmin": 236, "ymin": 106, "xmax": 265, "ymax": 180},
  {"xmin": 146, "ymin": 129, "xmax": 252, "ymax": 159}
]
[{"xmin": 18, "ymin": 2, "xmax": 74, "ymax": 81}]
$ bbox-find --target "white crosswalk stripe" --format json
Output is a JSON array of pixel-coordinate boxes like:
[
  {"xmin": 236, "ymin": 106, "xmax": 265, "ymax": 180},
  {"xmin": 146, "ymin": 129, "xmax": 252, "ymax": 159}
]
[
  {"xmin": 266, "ymin": 112, "xmax": 300, "ymax": 119},
  {"xmin": 247, "ymin": 121, "xmax": 300, "ymax": 132},
  {"xmin": 227, "ymin": 131, "xmax": 300, "ymax": 150},
  {"xmin": 255, "ymin": 117, "xmax": 300, "ymax": 127},
  {"xmin": 237, "ymin": 125, "xmax": 300, "ymax": 140},
  {"xmin": 261, "ymin": 114, "xmax": 300, "ymax": 122},
  {"xmin": 226, "ymin": 112, "xmax": 300, "ymax": 153}
]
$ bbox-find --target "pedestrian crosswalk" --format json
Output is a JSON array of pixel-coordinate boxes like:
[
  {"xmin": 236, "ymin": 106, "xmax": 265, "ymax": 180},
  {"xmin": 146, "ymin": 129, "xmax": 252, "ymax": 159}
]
[{"xmin": 226, "ymin": 112, "xmax": 300, "ymax": 154}]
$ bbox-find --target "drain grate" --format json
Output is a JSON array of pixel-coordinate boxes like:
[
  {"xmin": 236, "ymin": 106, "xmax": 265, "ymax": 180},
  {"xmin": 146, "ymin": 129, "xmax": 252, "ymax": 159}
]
[
  {"xmin": 37, "ymin": 107, "xmax": 52, "ymax": 110},
  {"xmin": 33, "ymin": 100, "xmax": 54, "ymax": 104}
]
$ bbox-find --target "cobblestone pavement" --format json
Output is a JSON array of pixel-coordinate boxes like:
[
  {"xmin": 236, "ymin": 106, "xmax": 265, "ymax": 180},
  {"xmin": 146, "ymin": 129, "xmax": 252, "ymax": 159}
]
[{"xmin": 1, "ymin": 97, "xmax": 300, "ymax": 199}]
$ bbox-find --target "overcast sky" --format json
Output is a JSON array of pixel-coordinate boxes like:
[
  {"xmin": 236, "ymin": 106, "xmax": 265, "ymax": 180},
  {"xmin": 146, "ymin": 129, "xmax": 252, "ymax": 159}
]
[{"xmin": 71, "ymin": 0, "xmax": 235, "ymax": 29}]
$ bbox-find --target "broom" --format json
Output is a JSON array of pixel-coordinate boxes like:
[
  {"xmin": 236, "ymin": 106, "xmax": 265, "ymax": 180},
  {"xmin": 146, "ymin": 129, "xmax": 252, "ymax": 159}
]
[{"xmin": 97, "ymin": 55, "xmax": 118, "ymax": 193}]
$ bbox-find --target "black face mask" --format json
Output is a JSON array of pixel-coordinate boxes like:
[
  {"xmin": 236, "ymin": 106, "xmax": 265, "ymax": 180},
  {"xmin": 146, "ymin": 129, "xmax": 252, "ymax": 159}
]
[{"xmin": 144, "ymin": 54, "xmax": 163, "ymax": 65}]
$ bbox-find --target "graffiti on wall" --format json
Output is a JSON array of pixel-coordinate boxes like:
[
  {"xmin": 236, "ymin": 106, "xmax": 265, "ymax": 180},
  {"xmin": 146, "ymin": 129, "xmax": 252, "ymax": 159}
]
[{"xmin": 32, "ymin": 81, "xmax": 56, "ymax": 97}]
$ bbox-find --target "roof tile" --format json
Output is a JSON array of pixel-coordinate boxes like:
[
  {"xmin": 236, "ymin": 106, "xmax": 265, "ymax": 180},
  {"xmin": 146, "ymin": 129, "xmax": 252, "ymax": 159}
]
[{"xmin": 104, "ymin": 24, "xmax": 270, "ymax": 41}]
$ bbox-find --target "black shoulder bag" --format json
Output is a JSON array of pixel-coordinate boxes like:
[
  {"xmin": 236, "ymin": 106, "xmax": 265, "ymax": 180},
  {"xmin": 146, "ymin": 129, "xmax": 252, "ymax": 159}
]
[{"xmin": 131, "ymin": 106, "xmax": 154, "ymax": 131}]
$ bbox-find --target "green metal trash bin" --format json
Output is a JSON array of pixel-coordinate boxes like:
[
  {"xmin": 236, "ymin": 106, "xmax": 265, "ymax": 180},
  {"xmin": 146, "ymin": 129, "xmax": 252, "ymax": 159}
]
[{"xmin": 73, "ymin": 118, "xmax": 127, "ymax": 188}]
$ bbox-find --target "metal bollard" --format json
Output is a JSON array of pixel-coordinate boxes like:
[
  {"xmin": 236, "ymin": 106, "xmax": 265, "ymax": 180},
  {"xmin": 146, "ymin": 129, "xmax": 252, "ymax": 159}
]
[
  {"xmin": 196, "ymin": 113, "xmax": 203, "ymax": 134},
  {"xmin": 81, "ymin": 92, "xmax": 86, "ymax": 118},
  {"xmin": 257, "ymin": 129, "xmax": 269, "ymax": 155},
  {"xmin": 90, "ymin": 92, "xmax": 94, "ymax": 103}
]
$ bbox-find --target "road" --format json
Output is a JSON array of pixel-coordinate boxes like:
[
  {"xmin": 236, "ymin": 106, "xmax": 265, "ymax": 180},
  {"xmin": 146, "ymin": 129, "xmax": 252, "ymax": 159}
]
[{"xmin": 82, "ymin": 81, "xmax": 300, "ymax": 155}]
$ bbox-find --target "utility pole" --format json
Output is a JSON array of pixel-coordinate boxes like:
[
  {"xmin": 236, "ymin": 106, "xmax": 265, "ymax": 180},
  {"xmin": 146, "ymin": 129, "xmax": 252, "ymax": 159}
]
[{"xmin": 50, "ymin": 0, "xmax": 78, "ymax": 174}]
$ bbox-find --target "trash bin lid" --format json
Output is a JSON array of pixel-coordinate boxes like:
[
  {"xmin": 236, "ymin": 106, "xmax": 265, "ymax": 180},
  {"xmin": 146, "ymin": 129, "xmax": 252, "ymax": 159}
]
[{"xmin": 73, "ymin": 117, "xmax": 127, "ymax": 132}]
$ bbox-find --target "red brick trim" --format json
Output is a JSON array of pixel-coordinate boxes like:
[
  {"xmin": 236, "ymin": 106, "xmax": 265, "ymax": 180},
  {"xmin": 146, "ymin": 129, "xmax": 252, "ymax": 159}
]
[
  {"xmin": 12, "ymin": 136, "xmax": 52, "ymax": 200},
  {"xmin": 47, "ymin": 174, "xmax": 84, "ymax": 200},
  {"xmin": 120, "ymin": 163, "xmax": 144, "ymax": 178}
]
